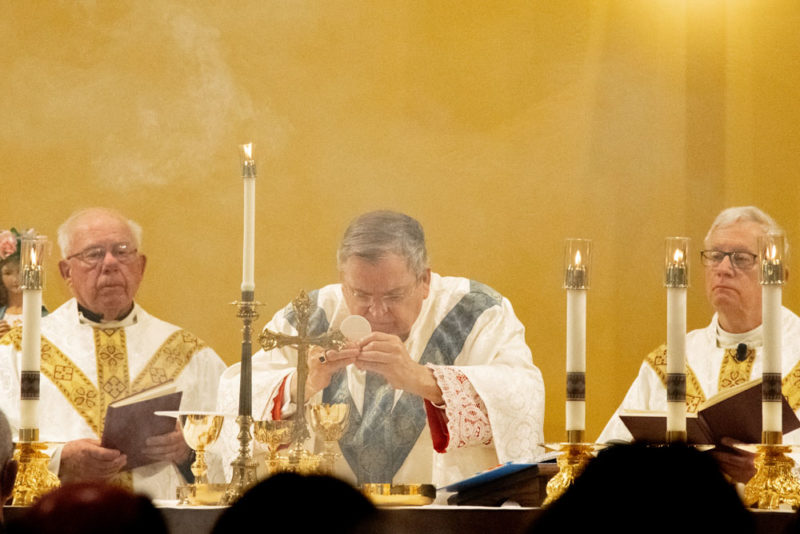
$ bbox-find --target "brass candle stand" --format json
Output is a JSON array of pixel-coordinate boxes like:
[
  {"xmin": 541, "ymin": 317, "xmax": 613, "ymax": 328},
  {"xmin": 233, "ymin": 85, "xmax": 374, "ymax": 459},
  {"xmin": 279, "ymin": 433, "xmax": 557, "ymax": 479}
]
[
  {"xmin": 221, "ymin": 295, "xmax": 262, "ymax": 505},
  {"xmin": 257, "ymin": 291, "xmax": 347, "ymax": 475},
  {"xmin": 741, "ymin": 434, "xmax": 800, "ymax": 509},
  {"xmin": 12, "ymin": 441, "xmax": 60, "ymax": 506},
  {"xmin": 541, "ymin": 431, "xmax": 600, "ymax": 506}
]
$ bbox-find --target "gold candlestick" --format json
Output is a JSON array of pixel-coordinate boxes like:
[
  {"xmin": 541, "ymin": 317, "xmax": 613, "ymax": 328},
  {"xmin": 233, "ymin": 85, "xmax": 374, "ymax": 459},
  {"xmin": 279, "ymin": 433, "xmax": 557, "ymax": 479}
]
[
  {"xmin": 742, "ymin": 232, "xmax": 800, "ymax": 510},
  {"xmin": 12, "ymin": 234, "xmax": 59, "ymax": 505}
]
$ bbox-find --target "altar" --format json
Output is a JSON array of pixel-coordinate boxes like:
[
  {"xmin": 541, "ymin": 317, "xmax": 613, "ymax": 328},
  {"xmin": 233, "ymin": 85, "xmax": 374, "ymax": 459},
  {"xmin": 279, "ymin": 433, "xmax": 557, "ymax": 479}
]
[{"xmin": 4, "ymin": 504, "xmax": 797, "ymax": 534}]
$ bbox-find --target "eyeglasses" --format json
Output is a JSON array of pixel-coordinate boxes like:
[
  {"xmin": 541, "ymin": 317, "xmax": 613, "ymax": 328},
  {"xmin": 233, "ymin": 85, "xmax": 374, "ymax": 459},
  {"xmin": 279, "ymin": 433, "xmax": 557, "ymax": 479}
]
[
  {"xmin": 67, "ymin": 243, "xmax": 139, "ymax": 267},
  {"xmin": 699, "ymin": 250, "xmax": 758, "ymax": 270},
  {"xmin": 344, "ymin": 281, "xmax": 419, "ymax": 309}
]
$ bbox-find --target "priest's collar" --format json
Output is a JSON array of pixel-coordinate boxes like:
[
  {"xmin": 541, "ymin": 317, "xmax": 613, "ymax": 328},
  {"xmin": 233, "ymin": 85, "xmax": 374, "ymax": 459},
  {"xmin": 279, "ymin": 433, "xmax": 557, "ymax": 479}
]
[
  {"xmin": 77, "ymin": 302, "xmax": 138, "ymax": 328},
  {"xmin": 715, "ymin": 318, "xmax": 762, "ymax": 349}
]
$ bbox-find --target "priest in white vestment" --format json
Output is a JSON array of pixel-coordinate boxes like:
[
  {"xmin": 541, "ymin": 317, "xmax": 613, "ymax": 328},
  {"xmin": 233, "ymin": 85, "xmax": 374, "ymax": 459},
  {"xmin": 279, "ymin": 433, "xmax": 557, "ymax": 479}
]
[
  {"xmin": 0, "ymin": 208, "xmax": 226, "ymax": 500},
  {"xmin": 217, "ymin": 211, "xmax": 545, "ymax": 488},
  {"xmin": 599, "ymin": 206, "xmax": 800, "ymax": 483}
]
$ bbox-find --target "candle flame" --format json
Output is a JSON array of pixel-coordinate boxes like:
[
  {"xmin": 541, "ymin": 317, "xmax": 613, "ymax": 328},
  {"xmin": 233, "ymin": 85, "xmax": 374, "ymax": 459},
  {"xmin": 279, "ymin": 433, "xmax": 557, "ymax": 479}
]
[
  {"xmin": 30, "ymin": 247, "xmax": 38, "ymax": 266},
  {"xmin": 242, "ymin": 143, "xmax": 253, "ymax": 160},
  {"xmin": 673, "ymin": 248, "xmax": 684, "ymax": 263},
  {"xmin": 768, "ymin": 243, "xmax": 778, "ymax": 261},
  {"xmin": 574, "ymin": 250, "xmax": 582, "ymax": 266}
]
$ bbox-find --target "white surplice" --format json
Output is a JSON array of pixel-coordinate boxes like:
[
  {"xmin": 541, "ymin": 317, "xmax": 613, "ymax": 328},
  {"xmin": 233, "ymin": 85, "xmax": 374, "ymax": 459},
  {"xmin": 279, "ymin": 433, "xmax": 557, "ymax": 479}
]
[{"xmin": 0, "ymin": 298, "xmax": 227, "ymax": 500}]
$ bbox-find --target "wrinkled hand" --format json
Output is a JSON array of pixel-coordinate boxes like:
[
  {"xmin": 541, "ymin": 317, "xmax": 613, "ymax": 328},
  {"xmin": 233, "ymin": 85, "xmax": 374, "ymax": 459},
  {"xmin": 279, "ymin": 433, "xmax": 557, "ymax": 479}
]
[
  {"xmin": 0, "ymin": 320, "xmax": 10, "ymax": 337},
  {"xmin": 143, "ymin": 421, "xmax": 191, "ymax": 464},
  {"xmin": 60, "ymin": 438, "xmax": 127, "ymax": 482},
  {"xmin": 355, "ymin": 332, "xmax": 443, "ymax": 404},
  {"xmin": 711, "ymin": 437, "xmax": 756, "ymax": 483}
]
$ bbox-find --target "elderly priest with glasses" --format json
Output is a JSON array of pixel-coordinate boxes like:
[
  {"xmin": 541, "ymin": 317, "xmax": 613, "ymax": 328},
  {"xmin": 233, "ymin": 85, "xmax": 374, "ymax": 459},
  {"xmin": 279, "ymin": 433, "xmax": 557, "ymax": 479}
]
[
  {"xmin": 599, "ymin": 206, "xmax": 800, "ymax": 483},
  {"xmin": 0, "ymin": 207, "xmax": 226, "ymax": 500},
  {"xmin": 217, "ymin": 210, "xmax": 545, "ymax": 487}
]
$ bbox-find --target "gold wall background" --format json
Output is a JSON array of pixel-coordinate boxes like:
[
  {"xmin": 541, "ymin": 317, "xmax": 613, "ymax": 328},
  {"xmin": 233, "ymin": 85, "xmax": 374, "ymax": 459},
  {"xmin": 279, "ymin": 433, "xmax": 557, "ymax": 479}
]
[{"xmin": 2, "ymin": 1, "xmax": 799, "ymax": 444}]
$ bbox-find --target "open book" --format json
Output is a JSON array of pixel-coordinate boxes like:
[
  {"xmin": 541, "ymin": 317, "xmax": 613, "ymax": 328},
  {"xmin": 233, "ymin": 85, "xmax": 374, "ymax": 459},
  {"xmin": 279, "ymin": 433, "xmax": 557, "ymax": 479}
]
[
  {"xmin": 619, "ymin": 378, "xmax": 800, "ymax": 446},
  {"xmin": 100, "ymin": 381, "xmax": 183, "ymax": 469}
]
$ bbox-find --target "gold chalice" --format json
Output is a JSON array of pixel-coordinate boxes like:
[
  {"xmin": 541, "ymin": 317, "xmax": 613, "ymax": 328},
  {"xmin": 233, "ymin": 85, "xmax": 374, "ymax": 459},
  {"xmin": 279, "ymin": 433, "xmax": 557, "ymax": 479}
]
[
  {"xmin": 306, "ymin": 403, "xmax": 350, "ymax": 474},
  {"xmin": 157, "ymin": 410, "xmax": 225, "ymax": 502},
  {"xmin": 253, "ymin": 419, "xmax": 294, "ymax": 475}
]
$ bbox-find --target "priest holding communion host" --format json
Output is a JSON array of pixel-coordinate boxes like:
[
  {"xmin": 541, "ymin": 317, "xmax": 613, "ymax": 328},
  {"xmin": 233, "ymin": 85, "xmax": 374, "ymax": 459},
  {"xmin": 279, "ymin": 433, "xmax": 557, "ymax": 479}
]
[
  {"xmin": 0, "ymin": 207, "xmax": 226, "ymax": 500},
  {"xmin": 217, "ymin": 210, "xmax": 545, "ymax": 487},
  {"xmin": 599, "ymin": 206, "xmax": 800, "ymax": 483}
]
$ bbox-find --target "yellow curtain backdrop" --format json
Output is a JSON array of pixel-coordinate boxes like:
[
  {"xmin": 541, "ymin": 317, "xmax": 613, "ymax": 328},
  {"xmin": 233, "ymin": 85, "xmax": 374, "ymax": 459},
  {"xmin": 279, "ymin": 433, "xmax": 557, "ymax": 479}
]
[{"xmin": 1, "ymin": 1, "xmax": 798, "ymax": 443}]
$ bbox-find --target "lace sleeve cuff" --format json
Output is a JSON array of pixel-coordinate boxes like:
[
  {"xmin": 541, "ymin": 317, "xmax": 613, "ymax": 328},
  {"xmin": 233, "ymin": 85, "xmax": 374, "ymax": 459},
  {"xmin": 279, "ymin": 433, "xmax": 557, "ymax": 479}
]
[{"xmin": 428, "ymin": 364, "xmax": 493, "ymax": 451}]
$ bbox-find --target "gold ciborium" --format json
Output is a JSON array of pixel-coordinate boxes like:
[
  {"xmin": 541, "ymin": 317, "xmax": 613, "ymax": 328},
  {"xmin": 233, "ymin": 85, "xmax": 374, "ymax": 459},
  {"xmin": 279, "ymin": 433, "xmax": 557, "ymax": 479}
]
[
  {"xmin": 307, "ymin": 403, "xmax": 350, "ymax": 474},
  {"xmin": 253, "ymin": 419, "xmax": 294, "ymax": 475}
]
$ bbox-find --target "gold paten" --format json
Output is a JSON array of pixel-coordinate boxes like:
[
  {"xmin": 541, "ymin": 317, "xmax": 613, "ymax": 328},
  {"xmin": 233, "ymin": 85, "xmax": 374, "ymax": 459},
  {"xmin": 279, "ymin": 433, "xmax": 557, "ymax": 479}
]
[
  {"xmin": 743, "ymin": 443, "xmax": 800, "ymax": 510},
  {"xmin": 176, "ymin": 483, "xmax": 228, "ymax": 506},
  {"xmin": 11, "ymin": 442, "xmax": 60, "ymax": 506},
  {"xmin": 541, "ymin": 443, "xmax": 596, "ymax": 506},
  {"xmin": 362, "ymin": 483, "xmax": 436, "ymax": 506}
]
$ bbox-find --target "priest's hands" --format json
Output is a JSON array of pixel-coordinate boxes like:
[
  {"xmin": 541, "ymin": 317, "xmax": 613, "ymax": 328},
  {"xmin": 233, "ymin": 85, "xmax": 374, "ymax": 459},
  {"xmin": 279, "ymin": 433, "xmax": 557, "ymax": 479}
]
[
  {"xmin": 711, "ymin": 437, "xmax": 756, "ymax": 483},
  {"xmin": 300, "ymin": 345, "xmax": 360, "ymax": 401},
  {"xmin": 355, "ymin": 332, "xmax": 443, "ymax": 404},
  {"xmin": 143, "ymin": 421, "xmax": 192, "ymax": 465},
  {"xmin": 60, "ymin": 438, "xmax": 127, "ymax": 482},
  {"xmin": 306, "ymin": 332, "xmax": 443, "ymax": 404}
]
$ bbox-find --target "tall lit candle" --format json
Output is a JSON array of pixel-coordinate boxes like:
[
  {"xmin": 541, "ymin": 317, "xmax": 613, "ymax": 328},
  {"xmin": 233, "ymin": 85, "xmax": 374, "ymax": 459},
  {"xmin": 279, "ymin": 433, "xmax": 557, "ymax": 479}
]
[
  {"xmin": 564, "ymin": 239, "xmax": 591, "ymax": 444},
  {"xmin": 759, "ymin": 233, "xmax": 786, "ymax": 444},
  {"xmin": 665, "ymin": 237, "xmax": 689, "ymax": 442},
  {"xmin": 19, "ymin": 235, "xmax": 48, "ymax": 443},
  {"xmin": 240, "ymin": 143, "xmax": 256, "ymax": 294}
]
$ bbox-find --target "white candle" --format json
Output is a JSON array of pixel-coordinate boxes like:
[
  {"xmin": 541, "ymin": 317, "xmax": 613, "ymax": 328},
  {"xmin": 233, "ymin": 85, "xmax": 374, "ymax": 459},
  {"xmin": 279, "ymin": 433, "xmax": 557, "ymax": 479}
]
[
  {"xmin": 20, "ymin": 287, "xmax": 42, "ymax": 432},
  {"xmin": 565, "ymin": 287, "xmax": 586, "ymax": 433},
  {"xmin": 563, "ymin": 240, "xmax": 590, "ymax": 439},
  {"xmin": 665, "ymin": 241, "xmax": 689, "ymax": 437},
  {"xmin": 666, "ymin": 286, "xmax": 687, "ymax": 433},
  {"xmin": 240, "ymin": 143, "xmax": 256, "ymax": 293},
  {"xmin": 762, "ymin": 284, "xmax": 782, "ymax": 433},
  {"xmin": 758, "ymin": 234, "xmax": 786, "ymax": 440},
  {"xmin": 19, "ymin": 238, "xmax": 46, "ymax": 440}
]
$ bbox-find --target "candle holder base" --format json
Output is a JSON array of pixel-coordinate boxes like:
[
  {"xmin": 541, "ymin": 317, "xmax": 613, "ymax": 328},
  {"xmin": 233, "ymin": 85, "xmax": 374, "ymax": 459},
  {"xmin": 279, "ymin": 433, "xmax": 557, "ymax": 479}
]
[
  {"xmin": 541, "ymin": 442, "xmax": 602, "ymax": 506},
  {"xmin": 11, "ymin": 442, "xmax": 60, "ymax": 506},
  {"xmin": 221, "ymin": 415, "xmax": 259, "ymax": 505},
  {"xmin": 742, "ymin": 444, "xmax": 800, "ymax": 510}
]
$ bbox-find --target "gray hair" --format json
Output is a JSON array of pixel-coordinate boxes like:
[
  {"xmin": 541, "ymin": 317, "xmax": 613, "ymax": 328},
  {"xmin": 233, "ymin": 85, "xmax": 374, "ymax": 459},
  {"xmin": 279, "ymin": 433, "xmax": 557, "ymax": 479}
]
[
  {"xmin": 0, "ymin": 409, "xmax": 12, "ymax": 471},
  {"xmin": 705, "ymin": 206, "xmax": 789, "ymax": 255},
  {"xmin": 337, "ymin": 211, "xmax": 429, "ymax": 278},
  {"xmin": 57, "ymin": 208, "xmax": 143, "ymax": 258}
]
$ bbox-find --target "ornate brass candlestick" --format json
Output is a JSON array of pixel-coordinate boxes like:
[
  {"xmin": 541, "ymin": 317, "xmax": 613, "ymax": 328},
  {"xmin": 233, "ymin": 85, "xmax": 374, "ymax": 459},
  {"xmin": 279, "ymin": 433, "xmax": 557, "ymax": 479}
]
[
  {"xmin": 258, "ymin": 291, "xmax": 347, "ymax": 474},
  {"xmin": 541, "ymin": 439, "xmax": 597, "ymax": 506},
  {"xmin": 742, "ymin": 438, "xmax": 800, "ymax": 509},
  {"xmin": 221, "ymin": 295, "xmax": 262, "ymax": 505}
]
